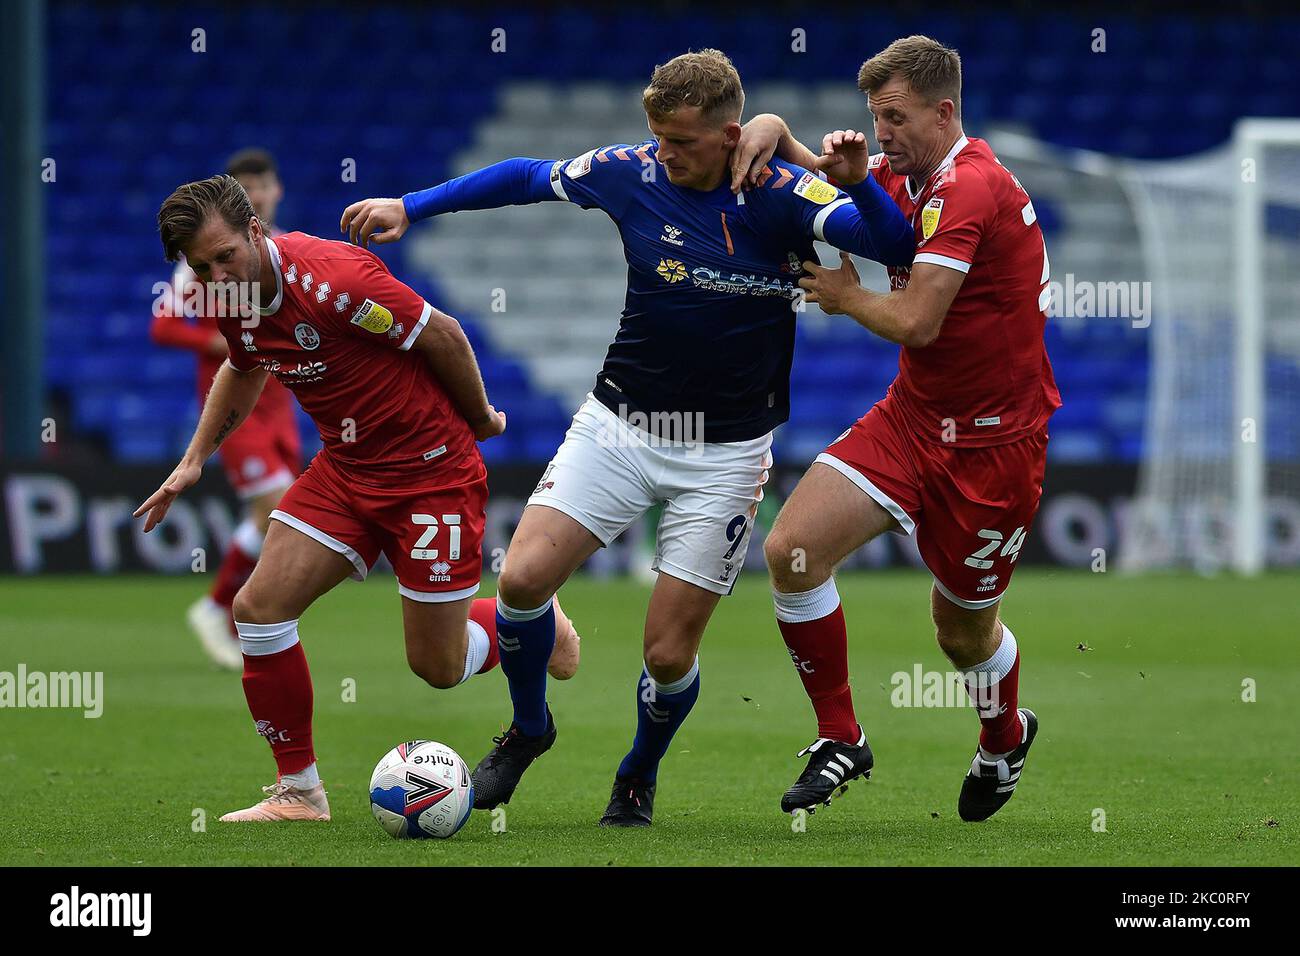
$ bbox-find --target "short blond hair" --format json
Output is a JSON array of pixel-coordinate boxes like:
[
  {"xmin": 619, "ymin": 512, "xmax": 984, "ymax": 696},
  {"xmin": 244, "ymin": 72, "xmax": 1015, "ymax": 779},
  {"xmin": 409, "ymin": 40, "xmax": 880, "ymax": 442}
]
[
  {"xmin": 858, "ymin": 35, "xmax": 961, "ymax": 116},
  {"xmin": 642, "ymin": 48, "xmax": 744, "ymax": 124}
]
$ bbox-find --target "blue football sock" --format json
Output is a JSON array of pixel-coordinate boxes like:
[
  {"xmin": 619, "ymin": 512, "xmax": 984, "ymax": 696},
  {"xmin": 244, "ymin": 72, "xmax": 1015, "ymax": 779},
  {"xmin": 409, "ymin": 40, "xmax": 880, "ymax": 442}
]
[
  {"xmin": 495, "ymin": 596, "xmax": 555, "ymax": 737},
  {"xmin": 617, "ymin": 658, "xmax": 701, "ymax": 782}
]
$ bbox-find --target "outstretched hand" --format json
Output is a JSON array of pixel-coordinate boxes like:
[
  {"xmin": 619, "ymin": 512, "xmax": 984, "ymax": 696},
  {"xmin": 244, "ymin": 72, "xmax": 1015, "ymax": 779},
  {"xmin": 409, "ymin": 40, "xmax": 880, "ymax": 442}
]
[
  {"xmin": 340, "ymin": 197, "xmax": 410, "ymax": 248},
  {"xmin": 133, "ymin": 459, "xmax": 202, "ymax": 533}
]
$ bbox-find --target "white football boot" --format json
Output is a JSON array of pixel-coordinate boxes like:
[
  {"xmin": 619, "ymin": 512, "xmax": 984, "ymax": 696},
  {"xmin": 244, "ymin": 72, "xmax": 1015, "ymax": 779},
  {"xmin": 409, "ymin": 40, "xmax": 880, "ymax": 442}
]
[
  {"xmin": 219, "ymin": 781, "xmax": 332, "ymax": 822},
  {"xmin": 187, "ymin": 596, "xmax": 242, "ymax": 671}
]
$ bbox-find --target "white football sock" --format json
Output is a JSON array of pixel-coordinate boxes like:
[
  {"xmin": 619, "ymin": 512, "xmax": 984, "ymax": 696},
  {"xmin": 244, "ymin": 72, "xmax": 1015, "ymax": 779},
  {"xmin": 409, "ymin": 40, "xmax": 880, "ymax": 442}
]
[
  {"xmin": 232, "ymin": 518, "xmax": 265, "ymax": 558},
  {"xmin": 280, "ymin": 762, "xmax": 320, "ymax": 790},
  {"xmin": 234, "ymin": 619, "xmax": 300, "ymax": 657},
  {"xmin": 460, "ymin": 618, "xmax": 491, "ymax": 684},
  {"xmin": 772, "ymin": 578, "xmax": 841, "ymax": 623}
]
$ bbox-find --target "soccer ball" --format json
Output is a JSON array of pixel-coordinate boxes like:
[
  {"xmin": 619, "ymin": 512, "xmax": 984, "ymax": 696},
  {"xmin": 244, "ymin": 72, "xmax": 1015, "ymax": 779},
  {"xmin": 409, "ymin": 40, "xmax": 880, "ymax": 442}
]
[{"xmin": 368, "ymin": 740, "xmax": 474, "ymax": 839}]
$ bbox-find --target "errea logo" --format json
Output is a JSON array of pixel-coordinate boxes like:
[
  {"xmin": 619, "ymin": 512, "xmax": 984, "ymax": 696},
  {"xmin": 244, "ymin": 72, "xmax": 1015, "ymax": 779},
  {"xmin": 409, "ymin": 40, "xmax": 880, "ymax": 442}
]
[
  {"xmin": 656, "ymin": 259, "xmax": 687, "ymax": 283},
  {"xmin": 660, "ymin": 224, "xmax": 684, "ymax": 246}
]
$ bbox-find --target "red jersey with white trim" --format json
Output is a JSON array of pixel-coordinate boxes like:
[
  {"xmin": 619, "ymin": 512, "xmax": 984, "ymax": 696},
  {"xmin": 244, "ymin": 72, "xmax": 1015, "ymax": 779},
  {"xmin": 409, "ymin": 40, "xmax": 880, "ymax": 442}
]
[
  {"xmin": 869, "ymin": 135, "xmax": 1061, "ymax": 446},
  {"xmin": 219, "ymin": 232, "xmax": 481, "ymax": 483}
]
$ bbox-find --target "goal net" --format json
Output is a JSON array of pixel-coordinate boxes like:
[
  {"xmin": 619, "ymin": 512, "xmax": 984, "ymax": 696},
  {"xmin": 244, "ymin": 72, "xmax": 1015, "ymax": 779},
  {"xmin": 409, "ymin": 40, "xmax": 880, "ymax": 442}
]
[{"xmin": 1119, "ymin": 120, "xmax": 1300, "ymax": 573}]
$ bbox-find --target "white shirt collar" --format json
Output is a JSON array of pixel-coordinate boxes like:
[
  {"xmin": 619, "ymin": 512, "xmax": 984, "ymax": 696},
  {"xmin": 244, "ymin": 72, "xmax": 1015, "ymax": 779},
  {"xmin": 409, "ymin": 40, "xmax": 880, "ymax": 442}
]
[
  {"xmin": 906, "ymin": 134, "xmax": 970, "ymax": 202},
  {"xmin": 254, "ymin": 237, "xmax": 284, "ymax": 316}
]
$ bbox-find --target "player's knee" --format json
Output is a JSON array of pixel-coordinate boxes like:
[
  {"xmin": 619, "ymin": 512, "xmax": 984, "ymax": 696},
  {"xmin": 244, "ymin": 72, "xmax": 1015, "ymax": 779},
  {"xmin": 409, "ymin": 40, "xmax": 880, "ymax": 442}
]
[
  {"xmin": 765, "ymin": 527, "xmax": 826, "ymax": 589},
  {"xmin": 764, "ymin": 527, "xmax": 799, "ymax": 581},
  {"xmin": 497, "ymin": 561, "xmax": 557, "ymax": 611},
  {"xmin": 407, "ymin": 654, "xmax": 461, "ymax": 690},
  {"xmin": 232, "ymin": 584, "xmax": 278, "ymax": 625},
  {"xmin": 643, "ymin": 638, "xmax": 693, "ymax": 684}
]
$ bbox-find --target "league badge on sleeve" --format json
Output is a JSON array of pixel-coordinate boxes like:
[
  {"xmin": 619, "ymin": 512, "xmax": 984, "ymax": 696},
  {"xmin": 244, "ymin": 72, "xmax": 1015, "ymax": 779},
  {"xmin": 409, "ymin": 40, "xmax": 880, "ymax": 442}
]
[
  {"xmin": 921, "ymin": 197, "xmax": 944, "ymax": 240},
  {"xmin": 350, "ymin": 298, "xmax": 395, "ymax": 334},
  {"xmin": 793, "ymin": 172, "xmax": 838, "ymax": 205},
  {"xmin": 565, "ymin": 147, "xmax": 598, "ymax": 180}
]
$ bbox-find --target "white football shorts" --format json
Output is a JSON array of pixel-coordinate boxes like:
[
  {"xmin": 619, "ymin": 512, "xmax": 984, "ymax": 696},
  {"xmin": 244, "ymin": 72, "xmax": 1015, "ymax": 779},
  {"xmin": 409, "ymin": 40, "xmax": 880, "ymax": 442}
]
[{"xmin": 527, "ymin": 394, "xmax": 773, "ymax": 595}]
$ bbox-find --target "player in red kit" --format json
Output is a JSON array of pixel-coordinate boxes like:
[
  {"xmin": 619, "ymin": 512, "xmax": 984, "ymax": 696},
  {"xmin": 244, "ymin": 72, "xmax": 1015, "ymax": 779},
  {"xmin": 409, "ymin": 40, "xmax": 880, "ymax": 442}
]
[
  {"xmin": 136, "ymin": 175, "xmax": 580, "ymax": 823},
  {"xmin": 734, "ymin": 35, "xmax": 1060, "ymax": 820},
  {"xmin": 149, "ymin": 149, "xmax": 301, "ymax": 669}
]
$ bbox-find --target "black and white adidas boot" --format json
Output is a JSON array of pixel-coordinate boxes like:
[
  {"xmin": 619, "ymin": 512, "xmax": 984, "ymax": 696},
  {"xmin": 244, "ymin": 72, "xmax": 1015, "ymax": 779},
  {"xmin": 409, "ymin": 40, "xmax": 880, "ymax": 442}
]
[
  {"xmin": 470, "ymin": 707, "xmax": 557, "ymax": 810},
  {"xmin": 780, "ymin": 728, "xmax": 874, "ymax": 814},
  {"xmin": 958, "ymin": 708, "xmax": 1038, "ymax": 822}
]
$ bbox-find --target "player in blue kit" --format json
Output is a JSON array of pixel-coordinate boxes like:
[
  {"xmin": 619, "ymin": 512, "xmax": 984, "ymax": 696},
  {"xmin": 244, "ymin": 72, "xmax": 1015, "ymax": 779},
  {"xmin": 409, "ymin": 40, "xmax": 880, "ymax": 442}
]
[{"xmin": 341, "ymin": 49, "xmax": 914, "ymax": 826}]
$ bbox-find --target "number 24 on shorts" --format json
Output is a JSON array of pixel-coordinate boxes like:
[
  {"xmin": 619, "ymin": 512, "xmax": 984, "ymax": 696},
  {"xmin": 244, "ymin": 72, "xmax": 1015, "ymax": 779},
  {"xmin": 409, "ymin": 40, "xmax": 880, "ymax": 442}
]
[
  {"xmin": 410, "ymin": 513, "xmax": 462, "ymax": 561},
  {"xmin": 963, "ymin": 526, "xmax": 1027, "ymax": 570}
]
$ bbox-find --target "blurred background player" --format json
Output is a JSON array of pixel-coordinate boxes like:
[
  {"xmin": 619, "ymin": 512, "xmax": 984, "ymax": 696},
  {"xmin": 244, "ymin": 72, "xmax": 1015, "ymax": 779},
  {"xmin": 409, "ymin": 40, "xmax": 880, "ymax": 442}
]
[
  {"xmin": 148, "ymin": 148, "xmax": 301, "ymax": 669},
  {"xmin": 136, "ymin": 175, "xmax": 580, "ymax": 823}
]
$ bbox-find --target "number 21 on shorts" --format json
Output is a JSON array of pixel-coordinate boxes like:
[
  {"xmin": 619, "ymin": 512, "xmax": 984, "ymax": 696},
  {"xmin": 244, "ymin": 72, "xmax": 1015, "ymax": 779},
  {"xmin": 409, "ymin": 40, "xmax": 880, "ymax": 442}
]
[
  {"xmin": 410, "ymin": 513, "xmax": 462, "ymax": 561},
  {"xmin": 963, "ymin": 525, "xmax": 1026, "ymax": 570}
]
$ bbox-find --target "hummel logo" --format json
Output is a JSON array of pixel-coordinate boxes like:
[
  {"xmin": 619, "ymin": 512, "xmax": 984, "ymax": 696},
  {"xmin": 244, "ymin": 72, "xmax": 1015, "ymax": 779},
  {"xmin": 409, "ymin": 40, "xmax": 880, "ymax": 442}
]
[
  {"xmin": 660, "ymin": 223, "xmax": 685, "ymax": 246},
  {"xmin": 498, "ymin": 636, "xmax": 521, "ymax": 652},
  {"xmin": 240, "ymin": 331, "xmax": 256, "ymax": 351},
  {"xmin": 645, "ymin": 702, "xmax": 670, "ymax": 724}
]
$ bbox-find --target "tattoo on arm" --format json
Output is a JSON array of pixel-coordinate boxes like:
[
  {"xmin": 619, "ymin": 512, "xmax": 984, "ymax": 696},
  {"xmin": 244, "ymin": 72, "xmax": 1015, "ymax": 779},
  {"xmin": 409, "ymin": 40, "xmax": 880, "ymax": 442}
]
[{"xmin": 213, "ymin": 410, "xmax": 240, "ymax": 448}]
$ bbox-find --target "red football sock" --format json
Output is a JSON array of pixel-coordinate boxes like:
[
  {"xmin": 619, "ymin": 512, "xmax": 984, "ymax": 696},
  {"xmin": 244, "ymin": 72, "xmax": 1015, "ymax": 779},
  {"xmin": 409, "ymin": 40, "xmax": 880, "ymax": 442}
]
[
  {"xmin": 963, "ymin": 627, "xmax": 1022, "ymax": 755},
  {"xmin": 211, "ymin": 542, "xmax": 257, "ymax": 609},
  {"xmin": 469, "ymin": 598, "xmax": 500, "ymax": 674},
  {"xmin": 775, "ymin": 590, "xmax": 859, "ymax": 743},
  {"xmin": 241, "ymin": 642, "xmax": 315, "ymax": 776}
]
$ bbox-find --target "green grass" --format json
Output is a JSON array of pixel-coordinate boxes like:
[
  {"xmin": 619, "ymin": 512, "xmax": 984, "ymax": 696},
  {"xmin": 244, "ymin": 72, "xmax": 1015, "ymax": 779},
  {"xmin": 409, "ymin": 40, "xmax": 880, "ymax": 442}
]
[{"xmin": 0, "ymin": 570, "xmax": 1296, "ymax": 866}]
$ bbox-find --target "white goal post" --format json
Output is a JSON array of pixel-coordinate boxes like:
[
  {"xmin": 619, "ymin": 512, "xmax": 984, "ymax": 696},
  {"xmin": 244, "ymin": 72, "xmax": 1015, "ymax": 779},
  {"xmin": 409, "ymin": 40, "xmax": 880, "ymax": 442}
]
[
  {"xmin": 1121, "ymin": 118, "xmax": 1300, "ymax": 574},
  {"xmin": 987, "ymin": 119, "xmax": 1300, "ymax": 574}
]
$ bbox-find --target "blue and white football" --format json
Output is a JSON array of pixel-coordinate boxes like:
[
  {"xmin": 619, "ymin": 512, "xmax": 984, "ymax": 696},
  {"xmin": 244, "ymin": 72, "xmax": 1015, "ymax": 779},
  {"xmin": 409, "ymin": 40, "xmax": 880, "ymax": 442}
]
[{"xmin": 369, "ymin": 740, "xmax": 474, "ymax": 839}]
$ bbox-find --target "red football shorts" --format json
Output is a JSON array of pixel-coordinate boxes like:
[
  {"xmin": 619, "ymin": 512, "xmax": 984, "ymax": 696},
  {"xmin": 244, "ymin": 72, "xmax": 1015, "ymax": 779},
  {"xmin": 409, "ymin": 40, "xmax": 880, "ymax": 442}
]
[
  {"xmin": 219, "ymin": 397, "xmax": 302, "ymax": 500},
  {"xmin": 817, "ymin": 397, "xmax": 1049, "ymax": 609},
  {"xmin": 270, "ymin": 450, "xmax": 487, "ymax": 603}
]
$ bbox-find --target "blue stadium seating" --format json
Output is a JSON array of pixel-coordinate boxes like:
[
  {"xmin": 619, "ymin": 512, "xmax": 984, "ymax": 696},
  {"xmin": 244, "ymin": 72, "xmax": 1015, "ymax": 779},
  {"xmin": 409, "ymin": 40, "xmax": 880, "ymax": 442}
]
[{"xmin": 41, "ymin": 3, "xmax": 1300, "ymax": 465}]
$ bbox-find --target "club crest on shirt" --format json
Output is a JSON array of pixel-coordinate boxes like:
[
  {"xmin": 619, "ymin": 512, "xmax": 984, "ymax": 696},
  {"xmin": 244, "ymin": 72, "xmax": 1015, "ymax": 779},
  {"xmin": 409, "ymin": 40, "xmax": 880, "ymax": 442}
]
[
  {"xmin": 921, "ymin": 197, "xmax": 944, "ymax": 240},
  {"xmin": 350, "ymin": 298, "xmax": 394, "ymax": 334},
  {"xmin": 294, "ymin": 322, "xmax": 321, "ymax": 350}
]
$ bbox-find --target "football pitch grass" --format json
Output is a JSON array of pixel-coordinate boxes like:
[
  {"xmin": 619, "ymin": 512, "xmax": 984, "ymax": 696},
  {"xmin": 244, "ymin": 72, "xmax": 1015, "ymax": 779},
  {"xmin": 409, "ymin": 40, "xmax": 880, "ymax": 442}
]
[{"xmin": 1, "ymin": 570, "xmax": 1295, "ymax": 867}]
